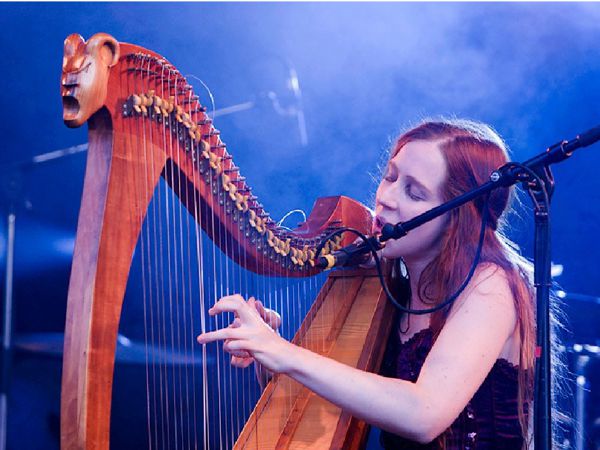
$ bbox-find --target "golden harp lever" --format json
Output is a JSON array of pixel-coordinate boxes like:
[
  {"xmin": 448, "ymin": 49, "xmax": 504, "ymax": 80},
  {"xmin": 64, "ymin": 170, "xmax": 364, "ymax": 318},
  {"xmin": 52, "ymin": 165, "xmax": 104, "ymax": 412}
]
[{"xmin": 60, "ymin": 32, "xmax": 395, "ymax": 450}]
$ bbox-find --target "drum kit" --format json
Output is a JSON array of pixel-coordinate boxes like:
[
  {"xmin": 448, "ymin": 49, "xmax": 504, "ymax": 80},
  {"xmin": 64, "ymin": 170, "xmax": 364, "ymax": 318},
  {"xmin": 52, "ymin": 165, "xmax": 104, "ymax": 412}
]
[{"xmin": 556, "ymin": 290, "xmax": 600, "ymax": 450}]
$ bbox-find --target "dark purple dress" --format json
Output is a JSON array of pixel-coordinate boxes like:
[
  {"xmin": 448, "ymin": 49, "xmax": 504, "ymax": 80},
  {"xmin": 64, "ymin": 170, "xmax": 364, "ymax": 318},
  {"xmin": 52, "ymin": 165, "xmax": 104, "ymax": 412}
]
[{"xmin": 379, "ymin": 327, "xmax": 526, "ymax": 449}]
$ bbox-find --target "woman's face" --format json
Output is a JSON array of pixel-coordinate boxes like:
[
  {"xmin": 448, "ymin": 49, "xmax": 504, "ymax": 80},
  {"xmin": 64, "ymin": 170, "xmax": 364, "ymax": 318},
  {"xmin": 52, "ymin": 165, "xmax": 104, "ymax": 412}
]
[{"xmin": 373, "ymin": 139, "xmax": 449, "ymax": 263}]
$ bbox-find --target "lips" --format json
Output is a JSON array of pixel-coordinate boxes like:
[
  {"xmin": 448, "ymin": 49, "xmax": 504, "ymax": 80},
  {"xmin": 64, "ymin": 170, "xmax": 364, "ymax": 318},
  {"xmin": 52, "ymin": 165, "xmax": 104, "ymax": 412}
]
[
  {"xmin": 62, "ymin": 95, "xmax": 80, "ymax": 119},
  {"xmin": 373, "ymin": 215, "xmax": 388, "ymax": 235}
]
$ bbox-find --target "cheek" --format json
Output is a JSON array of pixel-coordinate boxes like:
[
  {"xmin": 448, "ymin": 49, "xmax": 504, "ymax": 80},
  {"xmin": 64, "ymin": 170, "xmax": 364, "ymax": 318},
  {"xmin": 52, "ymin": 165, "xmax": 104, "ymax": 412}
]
[{"xmin": 382, "ymin": 214, "xmax": 448, "ymax": 258}]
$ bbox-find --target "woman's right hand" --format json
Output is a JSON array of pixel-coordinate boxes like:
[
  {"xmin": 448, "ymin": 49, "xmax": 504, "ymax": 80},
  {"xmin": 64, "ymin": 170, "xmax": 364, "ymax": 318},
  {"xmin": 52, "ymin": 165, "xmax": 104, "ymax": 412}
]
[{"xmin": 229, "ymin": 297, "xmax": 282, "ymax": 368}]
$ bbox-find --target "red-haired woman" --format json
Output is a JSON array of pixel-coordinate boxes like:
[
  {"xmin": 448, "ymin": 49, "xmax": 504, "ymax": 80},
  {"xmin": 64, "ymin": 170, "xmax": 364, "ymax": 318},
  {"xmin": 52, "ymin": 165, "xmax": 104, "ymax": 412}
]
[{"xmin": 197, "ymin": 119, "xmax": 537, "ymax": 449}]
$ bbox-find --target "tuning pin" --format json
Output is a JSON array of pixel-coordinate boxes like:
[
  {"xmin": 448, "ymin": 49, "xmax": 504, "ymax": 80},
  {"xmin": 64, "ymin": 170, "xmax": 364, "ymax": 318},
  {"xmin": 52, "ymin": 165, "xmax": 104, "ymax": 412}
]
[
  {"xmin": 200, "ymin": 140, "xmax": 210, "ymax": 154},
  {"xmin": 276, "ymin": 238, "xmax": 286, "ymax": 255},
  {"xmin": 290, "ymin": 247, "xmax": 300, "ymax": 265},
  {"xmin": 139, "ymin": 93, "xmax": 149, "ymax": 115},
  {"xmin": 266, "ymin": 229, "xmax": 276, "ymax": 248},
  {"xmin": 307, "ymin": 249, "xmax": 316, "ymax": 267},
  {"xmin": 182, "ymin": 112, "xmax": 191, "ymax": 127},
  {"xmin": 234, "ymin": 193, "xmax": 249, "ymax": 212},
  {"xmin": 132, "ymin": 94, "xmax": 142, "ymax": 113},
  {"xmin": 248, "ymin": 209, "xmax": 257, "ymax": 227},
  {"xmin": 221, "ymin": 173, "xmax": 231, "ymax": 189},
  {"xmin": 153, "ymin": 95, "xmax": 162, "ymax": 115},
  {"xmin": 209, "ymin": 152, "xmax": 220, "ymax": 170},
  {"xmin": 175, "ymin": 105, "xmax": 184, "ymax": 122},
  {"xmin": 227, "ymin": 183, "xmax": 238, "ymax": 201},
  {"xmin": 167, "ymin": 96, "xmax": 175, "ymax": 114}
]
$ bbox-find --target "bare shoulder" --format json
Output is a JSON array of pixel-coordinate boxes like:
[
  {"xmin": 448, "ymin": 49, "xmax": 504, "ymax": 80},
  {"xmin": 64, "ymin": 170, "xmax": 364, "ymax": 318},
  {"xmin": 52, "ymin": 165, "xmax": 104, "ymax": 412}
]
[
  {"xmin": 448, "ymin": 262, "xmax": 516, "ymax": 320},
  {"xmin": 442, "ymin": 263, "xmax": 519, "ymax": 361}
]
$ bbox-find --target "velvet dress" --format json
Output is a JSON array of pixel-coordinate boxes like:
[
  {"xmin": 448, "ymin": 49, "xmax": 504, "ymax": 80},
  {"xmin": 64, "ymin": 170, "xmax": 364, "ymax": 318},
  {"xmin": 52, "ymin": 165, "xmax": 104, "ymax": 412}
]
[{"xmin": 379, "ymin": 326, "xmax": 526, "ymax": 450}]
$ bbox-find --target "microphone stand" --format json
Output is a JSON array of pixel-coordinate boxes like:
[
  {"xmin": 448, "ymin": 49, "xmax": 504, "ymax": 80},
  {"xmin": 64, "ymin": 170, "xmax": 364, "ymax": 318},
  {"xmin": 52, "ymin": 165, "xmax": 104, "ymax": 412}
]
[{"xmin": 380, "ymin": 124, "xmax": 600, "ymax": 450}]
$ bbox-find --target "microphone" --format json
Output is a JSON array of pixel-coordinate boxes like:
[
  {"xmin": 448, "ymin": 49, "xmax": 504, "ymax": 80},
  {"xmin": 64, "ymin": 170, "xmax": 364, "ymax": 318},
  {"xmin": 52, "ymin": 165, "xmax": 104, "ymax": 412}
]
[
  {"xmin": 286, "ymin": 66, "xmax": 308, "ymax": 147},
  {"xmin": 316, "ymin": 236, "xmax": 384, "ymax": 270}
]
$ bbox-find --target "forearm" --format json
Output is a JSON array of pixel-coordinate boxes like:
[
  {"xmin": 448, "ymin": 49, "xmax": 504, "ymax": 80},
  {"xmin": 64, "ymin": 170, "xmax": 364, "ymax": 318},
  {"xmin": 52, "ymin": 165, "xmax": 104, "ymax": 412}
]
[{"xmin": 282, "ymin": 342, "xmax": 436, "ymax": 443}]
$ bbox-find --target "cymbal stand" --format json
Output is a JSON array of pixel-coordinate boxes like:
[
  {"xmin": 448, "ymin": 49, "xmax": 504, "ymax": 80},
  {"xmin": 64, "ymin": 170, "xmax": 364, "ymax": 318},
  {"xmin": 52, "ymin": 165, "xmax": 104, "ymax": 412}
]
[{"xmin": 0, "ymin": 143, "xmax": 87, "ymax": 450}]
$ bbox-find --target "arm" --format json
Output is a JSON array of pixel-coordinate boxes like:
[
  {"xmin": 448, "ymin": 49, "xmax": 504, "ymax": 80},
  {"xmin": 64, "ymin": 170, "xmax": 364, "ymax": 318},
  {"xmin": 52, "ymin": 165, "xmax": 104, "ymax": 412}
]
[{"xmin": 197, "ymin": 265, "xmax": 517, "ymax": 444}]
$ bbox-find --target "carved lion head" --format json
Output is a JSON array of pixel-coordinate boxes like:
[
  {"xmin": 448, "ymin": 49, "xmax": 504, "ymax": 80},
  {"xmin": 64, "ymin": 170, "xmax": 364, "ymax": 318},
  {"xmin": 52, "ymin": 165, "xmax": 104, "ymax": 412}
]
[{"xmin": 61, "ymin": 33, "xmax": 120, "ymax": 128}]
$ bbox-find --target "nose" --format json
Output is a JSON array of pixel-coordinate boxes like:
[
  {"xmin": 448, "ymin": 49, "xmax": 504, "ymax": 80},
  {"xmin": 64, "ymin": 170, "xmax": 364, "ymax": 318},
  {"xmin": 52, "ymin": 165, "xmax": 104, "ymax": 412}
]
[
  {"xmin": 62, "ymin": 72, "xmax": 79, "ymax": 89},
  {"xmin": 376, "ymin": 182, "xmax": 396, "ymax": 211}
]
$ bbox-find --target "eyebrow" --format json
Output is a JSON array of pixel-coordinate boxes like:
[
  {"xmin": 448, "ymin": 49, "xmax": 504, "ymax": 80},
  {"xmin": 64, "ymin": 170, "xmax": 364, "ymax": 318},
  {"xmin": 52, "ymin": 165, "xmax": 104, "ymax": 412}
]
[{"xmin": 386, "ymin": 161, "xmax": 435, "ymax": 197}]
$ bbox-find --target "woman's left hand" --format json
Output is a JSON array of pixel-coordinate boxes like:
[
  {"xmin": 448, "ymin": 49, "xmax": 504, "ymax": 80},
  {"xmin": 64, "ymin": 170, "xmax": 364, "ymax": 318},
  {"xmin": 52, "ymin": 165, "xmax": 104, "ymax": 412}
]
[{"xmin": 196, "ymin": 294, "xmax": 292, "ymax": 374}]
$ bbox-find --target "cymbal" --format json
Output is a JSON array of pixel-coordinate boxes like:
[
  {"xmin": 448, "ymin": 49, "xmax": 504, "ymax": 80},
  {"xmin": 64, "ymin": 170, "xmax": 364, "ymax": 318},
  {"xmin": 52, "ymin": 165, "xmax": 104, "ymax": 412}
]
[{"xmin": 14, "ymin": 332, "xmax": 214, "ymax": 366}]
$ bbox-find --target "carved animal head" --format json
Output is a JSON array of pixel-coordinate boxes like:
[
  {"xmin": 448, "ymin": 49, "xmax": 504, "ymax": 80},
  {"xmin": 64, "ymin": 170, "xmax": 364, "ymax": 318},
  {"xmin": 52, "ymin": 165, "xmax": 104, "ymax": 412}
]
[{"xmin": 61, "ymin": 33, "xmax": 120, "ymax": 128}]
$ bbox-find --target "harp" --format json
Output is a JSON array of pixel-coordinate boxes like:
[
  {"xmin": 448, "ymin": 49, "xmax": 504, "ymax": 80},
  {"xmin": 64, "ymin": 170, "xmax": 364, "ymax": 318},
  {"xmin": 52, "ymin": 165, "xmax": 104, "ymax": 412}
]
[{"xmin": 60, "ymin": 33, "xmax": 395, "ymax": 449}]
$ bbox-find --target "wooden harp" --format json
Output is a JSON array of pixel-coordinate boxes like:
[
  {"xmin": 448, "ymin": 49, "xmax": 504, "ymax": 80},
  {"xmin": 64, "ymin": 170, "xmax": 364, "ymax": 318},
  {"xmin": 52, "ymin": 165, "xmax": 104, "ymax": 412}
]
[{"xmin": 60, "ymin": 33, "xmax": 395, "ymax": 449}]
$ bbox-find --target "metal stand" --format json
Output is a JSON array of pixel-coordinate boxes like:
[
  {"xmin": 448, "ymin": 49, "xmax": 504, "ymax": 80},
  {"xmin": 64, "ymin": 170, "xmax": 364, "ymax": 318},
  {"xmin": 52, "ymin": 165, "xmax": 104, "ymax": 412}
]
[
  {"xmin": 527, "ymin": 166, "xmax": 554, "ymax": 450},
  {"xmin": 0, "ymin": 143, "xmax": 87, "ymax": 450},
  {"xmin": 574, "ymin": 350, "xmax": 591, "ymax": 450},
  {"xmin": 0, "ymin": 212, "xmax": 15, "ymax": 450}
]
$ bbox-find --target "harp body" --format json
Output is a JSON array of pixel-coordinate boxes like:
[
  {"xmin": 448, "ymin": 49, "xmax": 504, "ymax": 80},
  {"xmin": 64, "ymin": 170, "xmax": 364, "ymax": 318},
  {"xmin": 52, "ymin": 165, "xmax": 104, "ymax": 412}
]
[{"xmin": 60, "ymin": 33, "xmax": 395, "ymax": 449}]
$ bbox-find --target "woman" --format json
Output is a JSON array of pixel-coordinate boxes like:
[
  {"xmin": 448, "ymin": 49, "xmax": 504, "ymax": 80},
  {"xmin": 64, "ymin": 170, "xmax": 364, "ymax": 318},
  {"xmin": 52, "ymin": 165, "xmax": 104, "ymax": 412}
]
[{"xmin": 197, "ymin": 119, "xmax": 536, "ymax": 449}]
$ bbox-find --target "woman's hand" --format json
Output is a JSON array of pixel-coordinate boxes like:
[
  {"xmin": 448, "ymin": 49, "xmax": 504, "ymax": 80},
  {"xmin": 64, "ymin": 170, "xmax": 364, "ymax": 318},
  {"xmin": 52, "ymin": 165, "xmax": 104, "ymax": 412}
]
[
  {"xmin": 197, "ymin": 295, "xmax": 290, "ymax": 374},
  {"xmin": 229, "ymin": 297, "xmax": 282, "ymax": 368}
]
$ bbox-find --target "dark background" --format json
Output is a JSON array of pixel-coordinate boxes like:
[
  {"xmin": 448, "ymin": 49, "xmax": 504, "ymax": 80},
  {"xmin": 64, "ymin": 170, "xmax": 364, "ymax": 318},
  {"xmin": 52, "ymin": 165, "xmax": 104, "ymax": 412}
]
[{"xmin": 1, "ymin": 3, "xmax": 599, "ymax": 449}]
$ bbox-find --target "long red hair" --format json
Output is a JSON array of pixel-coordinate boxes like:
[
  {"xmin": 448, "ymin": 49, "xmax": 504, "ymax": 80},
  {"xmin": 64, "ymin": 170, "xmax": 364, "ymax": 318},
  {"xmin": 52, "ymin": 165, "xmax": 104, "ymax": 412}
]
[{"xmin": 392, "ymin": 119, "xmax": 536, "ymax": 447}]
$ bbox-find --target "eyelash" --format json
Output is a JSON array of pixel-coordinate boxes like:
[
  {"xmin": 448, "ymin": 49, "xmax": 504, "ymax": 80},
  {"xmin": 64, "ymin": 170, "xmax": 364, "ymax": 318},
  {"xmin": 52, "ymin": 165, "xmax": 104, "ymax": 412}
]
[
  {"xmin": 405, "ymin": 184, "xmax": 423, "ymax": 201},
  {"xmin": 383, "ymin": 175, "xmax": 423, "ymax": 201}
]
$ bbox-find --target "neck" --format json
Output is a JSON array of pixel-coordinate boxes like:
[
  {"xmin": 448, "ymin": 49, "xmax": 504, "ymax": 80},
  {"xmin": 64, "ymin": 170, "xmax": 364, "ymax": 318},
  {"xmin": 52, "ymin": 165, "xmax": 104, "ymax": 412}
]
[{"xmin": 402, "ymin": 256, "xmax": 435, "ymax": 310}]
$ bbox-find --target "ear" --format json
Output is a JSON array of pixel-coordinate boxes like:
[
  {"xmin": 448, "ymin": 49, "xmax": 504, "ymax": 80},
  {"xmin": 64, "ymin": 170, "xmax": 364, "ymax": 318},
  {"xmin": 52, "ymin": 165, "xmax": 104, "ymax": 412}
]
[
  {"xmin": 63, "ymin": 34, "xmax": 85, "ymax": 71},
  {"xmin": 87, "ymin": 33, "xmax": 120, "ymax": 68}
]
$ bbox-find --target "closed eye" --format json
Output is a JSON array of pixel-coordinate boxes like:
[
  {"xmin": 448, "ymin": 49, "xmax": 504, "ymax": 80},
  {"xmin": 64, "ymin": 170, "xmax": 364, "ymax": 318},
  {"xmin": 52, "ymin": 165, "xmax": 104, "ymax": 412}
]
[{"xmin": 406, "ymin": 183, "xmax": 424, "ymax": 201}]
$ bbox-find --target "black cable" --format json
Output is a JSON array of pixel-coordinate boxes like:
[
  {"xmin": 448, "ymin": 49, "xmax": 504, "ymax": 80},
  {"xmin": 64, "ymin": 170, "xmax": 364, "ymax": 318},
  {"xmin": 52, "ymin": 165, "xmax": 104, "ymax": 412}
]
[
  {"xmin": 317, "ymin": 159, "xmax": 551, "ymax": 315},
  {"xmin": 317, "ymin": 192, "xmax": 498, "ymax": 315}
]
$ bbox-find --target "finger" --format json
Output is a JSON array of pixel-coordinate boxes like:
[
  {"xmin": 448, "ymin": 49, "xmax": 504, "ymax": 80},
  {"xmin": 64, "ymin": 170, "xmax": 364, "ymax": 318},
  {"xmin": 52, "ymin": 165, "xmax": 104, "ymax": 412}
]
[
  {"xmin": 228, "ymin": 317, "xmax": 242, "ymax": 329},
  {"xmin": 197, "ymin": 328, "xmax": 237, "ymax": 344},
  {"xmin": 263, "ymin": 309, "xmax": 282, "ymax": 329},
  {"xmin": 231, "ymin": 356, "xmax": 254, "ymax": 368},
  {"xmin": 248, "ymin": 297, "xmax": 266, "ymax": 321},
  {"xmin": 223, "ymin": 340, "xmax": 251, "ymax": 357},
  {"xmin": 254, "ymin": 300, "xmax": 266, "ymax": 318},
  {"xmin": 223, "ymin": 338, "xmax": 254, "ymax": 352},
  {"xmin": 209, "ymin": 295, "xmax": 254, "ymax": 321},
  {"xmin": 226, "ymin": 348, "xmax": 251, "ymax": 358}
]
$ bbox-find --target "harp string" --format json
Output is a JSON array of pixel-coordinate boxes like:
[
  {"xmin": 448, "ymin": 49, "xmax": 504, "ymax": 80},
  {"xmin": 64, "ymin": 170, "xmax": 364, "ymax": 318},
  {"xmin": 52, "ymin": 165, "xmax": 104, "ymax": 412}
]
[
  {"xmin": 156, "ymin": 57, "xmax": 171, "ymax": 449},
  {"xmin": 177, "ymin": 75, "xmax": 192, "ymax": 449},
  {"xmin": 174, "ymin": 76, "xmax": 188, "ymax": 448},
  {"xmin": 129, "ymin": 58, "xmax": 154, "ymax": 450},
  {"xmin": 187, "ymin": 74, "xmax": 216, "ymax": 450},
  {"xmin": 184, "ymin": 78, "xmax": 203, "ymax": 450},
  {"xmin": 122, "ymin": 55, "xmax": 335, "ymax": 449},
  {"xmin": 166, "ymin": 67, "xmax": 178, "ymax": 449},
  {"xmin": 181, "ymin": 74, "xmax": 200, "ymax": 449},
  {"xmin": 146, "ymin": 56, "xmax": 156, "ymax": 450},
  {"xmin": 136, "ymin": 53, "xmax": 162, "ymax": 449},
  {"xmin": 206, "ymin": 109, "xmax": 224, "ymax": 449}
]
